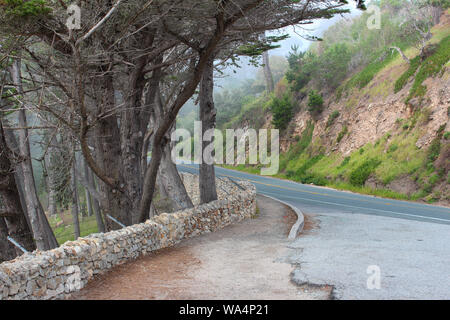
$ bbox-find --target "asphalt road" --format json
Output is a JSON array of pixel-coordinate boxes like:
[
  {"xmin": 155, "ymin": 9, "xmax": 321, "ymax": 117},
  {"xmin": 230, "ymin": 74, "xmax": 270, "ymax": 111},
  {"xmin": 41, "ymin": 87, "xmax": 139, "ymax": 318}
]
[{"xmin": 177, "ymin": 163, "xmax": 450, "ymax": 225}]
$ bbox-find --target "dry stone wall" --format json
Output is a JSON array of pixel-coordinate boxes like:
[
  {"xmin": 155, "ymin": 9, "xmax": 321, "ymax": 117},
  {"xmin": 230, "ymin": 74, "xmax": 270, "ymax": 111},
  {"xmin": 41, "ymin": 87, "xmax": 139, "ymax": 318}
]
[{"xmin": 0, "ymin": 174, "xmax": 256, "ymax": 300}]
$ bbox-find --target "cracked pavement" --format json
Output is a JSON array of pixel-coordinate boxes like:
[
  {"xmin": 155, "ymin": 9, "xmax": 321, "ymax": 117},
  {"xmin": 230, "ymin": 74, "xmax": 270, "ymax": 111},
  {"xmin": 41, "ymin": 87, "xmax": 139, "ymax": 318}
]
[{"xmin": 289, "ymin": 212, "xmax": 450, "ymax": 299}]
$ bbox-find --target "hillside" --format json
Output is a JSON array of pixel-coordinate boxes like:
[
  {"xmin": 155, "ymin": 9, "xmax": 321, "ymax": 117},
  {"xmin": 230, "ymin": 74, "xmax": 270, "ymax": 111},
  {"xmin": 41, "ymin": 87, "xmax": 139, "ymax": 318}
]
[{"xmin": 221, "ymin": 5, "xmax": 450, "ymax": 205}]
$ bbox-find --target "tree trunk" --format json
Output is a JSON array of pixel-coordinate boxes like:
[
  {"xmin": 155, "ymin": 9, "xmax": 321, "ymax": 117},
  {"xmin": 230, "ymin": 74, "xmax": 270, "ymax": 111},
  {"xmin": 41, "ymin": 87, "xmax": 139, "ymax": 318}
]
[
  {"xmin": 45, "ymin": 134, "xmax": 58, "ymax": 217},
  {"xmin": 10, "ymin": 60, "xmax": 56, "ymax": 251},
  {"xmin": 91, "ymin": 74, "xmax": 132, "ymax": 230},
  {"xmin": 0, "ymin": 218, "xmax": 17, "ymax": 263},
  {"xmin": 70, "ymin": 145, "xmax": 81, "ymax": 239},
  {"xmin": 151, "ymin": 88, "xmax": 193, "ymax": 211},
  {"xmin": 0, "ymin": 120, "xmax": 36, "ymax": 258},
  {"xmin": 3, "ymin": 122, "xmax": 31, "ymax": 230},
  {"xmin": 84, "ymin": 158, "xmax": 105, "ymax": 232},
  {"xmin": 199, "ymin": 57, "xmax": 218, "ymax": 204},
  {"xmin": 390, "ymin": 46, "xmax": 410, "ymax": 64},
  {"xmin": 158, "ymin": 140, "xmax": 194, "ymax": 210},
  {"xmin": 262, "ymin": 33, "xmax": 274, "ymax": 93}
]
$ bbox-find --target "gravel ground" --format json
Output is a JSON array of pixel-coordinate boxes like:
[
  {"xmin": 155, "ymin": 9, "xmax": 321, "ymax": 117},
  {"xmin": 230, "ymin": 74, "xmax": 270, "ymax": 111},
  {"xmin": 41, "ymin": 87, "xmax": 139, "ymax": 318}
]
[
  {"xmin": 289, "ymin": 211, "xmax": 450, "ymax": 299},
  {"xmin": 71, "ymin": 196, "xmax": 331, "ymax": 300}
]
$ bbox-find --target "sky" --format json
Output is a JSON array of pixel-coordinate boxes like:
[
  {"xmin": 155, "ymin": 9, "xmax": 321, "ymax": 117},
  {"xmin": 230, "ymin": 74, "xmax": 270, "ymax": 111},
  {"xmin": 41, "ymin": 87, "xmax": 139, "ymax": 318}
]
[{"xmin": 217, "ymin": 4, "xmax": 364, "ymax": 86}]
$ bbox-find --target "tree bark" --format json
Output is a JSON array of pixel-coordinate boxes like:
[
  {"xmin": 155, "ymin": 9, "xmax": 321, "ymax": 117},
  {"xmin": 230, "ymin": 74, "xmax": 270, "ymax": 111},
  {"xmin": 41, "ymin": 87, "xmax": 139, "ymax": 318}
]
[
  {"xmin": 10, "ymin": 60, "xmax": 56, "ymax": 250},
  {"xmin": 0, "ymin": 217, "xmax": 17, "ymax": 263},
  {"xmin": 91, "ymin": 74, "xmax": 132, "ymax": 230},
  {"xmin": 70, "ymin": 145, "xmax": 80, "ymax": 239},
  {"xmin": 138, "ymin": 30, "xmax": 225, "ymax": 222},
  {"xmin": 390, "ymin": 46, "xmax": 410, "ymax": 64},
  {"xmin": 151, "ymin": 89, "xmax": 193, "ymax": 212},
  {"xmin": 84, "ymin": 158, "xmax": 105, "ymax": 232},
  {"xmin": 45, "ymin": 134, "xmax": 58, "ymax": 217},
  {"xmin": 158, "ymin": 138, "xmax": 194, "ymax": 211},
  {"xmin": 262, "ymin": 33, "xmax": 274, "ymax": 93},
  {"xmin": 0, "ymin": 120, "xmax": 36, "ymax": 258},
  {"xmin": 199, "ymin": 57, "xmax": 218, "ymax": 204},
  {"xmin": 3, "ymin": 122, "xmax": 31, "ymax": 230}
]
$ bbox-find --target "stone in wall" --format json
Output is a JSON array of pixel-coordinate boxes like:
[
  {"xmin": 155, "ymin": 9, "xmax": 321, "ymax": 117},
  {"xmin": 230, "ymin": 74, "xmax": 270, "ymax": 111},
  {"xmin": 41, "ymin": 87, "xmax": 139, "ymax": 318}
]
[{"xmin": 0, "ymin": 175, "xmax": 256, "ymax": 300}]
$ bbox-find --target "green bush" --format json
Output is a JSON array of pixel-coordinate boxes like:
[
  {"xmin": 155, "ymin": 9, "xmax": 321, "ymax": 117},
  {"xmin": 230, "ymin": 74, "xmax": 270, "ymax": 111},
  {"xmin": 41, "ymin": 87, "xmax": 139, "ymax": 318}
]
[
  {"xmin": 444, "ymin": 132, "xmax": 450, "ymax": 140},
  {"xmin": 270, "ymin": 94, "xmax": 293, "ymax": 131},
  {"xmin": 344, "ymin": 49, "xmax": 397, "ymax": 91},
  {"xmin": 3, "ymin": 0, "xmax": 51, "ymax": 17},
  {"xmin": 326, "ymin": 110, "xmax": 340, "ymax": 127},
  {"xmin": 307, "ymin": 90, "xmax": 324, "ymax": 114},
  {"xmin": 394, "ymin": 55, "xmax": 421, "ymax": 93},
  {"xmin": 406, "ymin": 35, "xmax": 450, "ymax": 103},
  {"xmin": 339, "ymin": 156, "xmax": 351, "ymax": 168},
  {"xmin": 349, "ymin": 159, "xmax": 381, "ymax": 186},
  {"xmin": 337, "ymin": 125, "xmax": 348, "ymax": 143},
  {"xmin": 388, "ymin": 143, "xmax": 398, "ymax": 153}
]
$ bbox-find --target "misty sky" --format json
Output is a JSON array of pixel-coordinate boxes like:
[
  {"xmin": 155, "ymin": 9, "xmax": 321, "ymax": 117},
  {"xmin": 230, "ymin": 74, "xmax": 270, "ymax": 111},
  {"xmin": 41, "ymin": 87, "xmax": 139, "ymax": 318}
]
[{"xmin": 219, "ymin": 4, "xmax": 364, "ymax": 86}]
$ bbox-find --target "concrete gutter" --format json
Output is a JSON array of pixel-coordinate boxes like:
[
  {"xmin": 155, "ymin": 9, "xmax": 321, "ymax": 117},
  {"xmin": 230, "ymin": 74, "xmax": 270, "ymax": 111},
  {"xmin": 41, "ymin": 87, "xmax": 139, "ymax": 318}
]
[{"xmin": 260, "ymin": 194, "xmax": 305, "ymax": 240}]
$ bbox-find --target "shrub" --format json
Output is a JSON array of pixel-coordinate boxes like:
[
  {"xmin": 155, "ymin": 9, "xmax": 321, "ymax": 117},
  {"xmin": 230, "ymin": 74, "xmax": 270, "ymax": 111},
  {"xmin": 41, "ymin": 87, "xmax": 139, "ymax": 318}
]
[
  {"xmin": 388, "ymin": 143, "xmax": 398, "ymax": 153},
  {"xmin": 349, "ymin": 159, "xmax": 381, "ymax": 186},
  {"xmin": 337, "ymin": 125, "xmax": 348, "ymax": 143},
  {"xmin": 270, "ymin": 94, "xmax": 293, "ymax": 131},
  {"xmin": 326, "ymin": 110, "xmax": 340, "ymax": 128},
  {"xmin": 307, "ymin": 90, "xmax": 324, "ymax": 114},
  {"xmin": 339, "ymin": 156, "xmax": 351, "ymax": 168},
  {"xmin": 394, "ymin": 55, "xmax": 421, "ymax": 93},
  {"xmin": 406, "ymin": 35, "xmax": 450, "ymax": 103},
  {"xmin": 444, "ymin": 132, "xmax": 450, "ymax": 140}
]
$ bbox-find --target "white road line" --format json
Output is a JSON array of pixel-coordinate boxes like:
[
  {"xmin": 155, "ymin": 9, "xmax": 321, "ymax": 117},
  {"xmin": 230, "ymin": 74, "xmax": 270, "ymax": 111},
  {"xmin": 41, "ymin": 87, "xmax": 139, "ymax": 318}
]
[{"xmin": 259, "ymin": 191, "xmax": 450, "ymax": 224}]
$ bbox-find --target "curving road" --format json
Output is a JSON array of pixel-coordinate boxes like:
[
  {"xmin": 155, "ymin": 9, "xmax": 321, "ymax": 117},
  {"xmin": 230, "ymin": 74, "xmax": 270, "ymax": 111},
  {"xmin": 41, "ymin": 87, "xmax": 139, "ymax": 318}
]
[
  {"xmin": 177, "ymin": 163, "xmax": 450, "ymax": 225},
  {"xmin": 178, "ymin": 163, "xmax": 450, "ymax": 299}
]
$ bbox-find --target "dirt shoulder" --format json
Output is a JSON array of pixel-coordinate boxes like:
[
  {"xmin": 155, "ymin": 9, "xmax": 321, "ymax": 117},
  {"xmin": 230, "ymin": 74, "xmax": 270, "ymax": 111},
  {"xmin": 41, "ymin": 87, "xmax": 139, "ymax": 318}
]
[{"xmin": 71, "ymin": 195, "xmax": 330, "ymax": 300}]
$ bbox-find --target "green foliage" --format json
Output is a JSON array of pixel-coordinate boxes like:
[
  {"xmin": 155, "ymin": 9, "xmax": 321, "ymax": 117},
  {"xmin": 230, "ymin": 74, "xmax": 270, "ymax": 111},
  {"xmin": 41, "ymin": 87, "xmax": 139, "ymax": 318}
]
[
  {"xmin": 307, "ymin": 90, "xmax": 324, "ymax": 114},
  {"xmin": 394, "ymin": 56, "xmax": 421, "ymax": 93},
  {"xmin": 326, "ymin": 110, "xmax": 340, "ymax": 128},
  {"xmin": 270, "ymin": 94, "xmax": 293, "ymax": 131},
  {"xmin": 317, "ymin": 43, "xmax": 352, "ymax": 89},
  {"xmin": 339, "ymin": 156, "xmax": 351, "ymax": 168},
  {"xmin": 427, "ymin": 135, "xmax": 441, "ymax": 163},
  {"xmin": 349, "ymin": 159, "xmax": 381, "ymax": 186},
  {"xmin": 286, "ymin": 43, "xmax": 351, "ymax": 93},
  {"xmin": 388, "ymin": 143, "xmax": 398, "ymax": 153},
  {"xmin": 238, "ymin": 35, "xmax": 289, "ymax": 57},
  {"xmin": 280, "ymin": 121, "xmax": 314, "ymax": 171},
  {"xmin": 337, "ymin": 125, "xmax": 348, "ymax": 143},
  {"xmin": 2, "ymin": 0, "xmax": 51, "ymax": 17},
  {"xmin": 444, "ymin": 132, "xmax": 450, "ymax": 140},
  {"xmin": 407, "ymin": 35, "xmax": 450, "ymax": 103},
  {"xmin": 344, "ymin": 49, "xmax": 397, "ymax": 91}
]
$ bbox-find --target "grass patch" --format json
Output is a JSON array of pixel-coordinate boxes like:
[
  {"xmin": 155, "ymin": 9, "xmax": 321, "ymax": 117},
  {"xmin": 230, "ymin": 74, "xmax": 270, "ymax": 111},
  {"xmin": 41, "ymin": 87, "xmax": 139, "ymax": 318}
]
[
  {"xmin": 326, "ymin": 110, "xmax": 340, "ymax": 128},
  {"xmin": 406, "ymin": 35, "xmax": 450, "ymax": 103},
  {"xmin": 394, "ymin": 55, "xmax": 421, "ymax": 93},
  {"xmin": 349, "ymin": 158, "xmax": 381, "ymax": 186},
  {"xmin": 337, "ymin": 125, "xmax": 348, "ymax": 143},
  {"xmin": 342, "ymin": 49, "xmax": 398, "ymax": 93},
  {"xmin": 49, "ymin": 213, "xmax": 99, "ymax": 245}
]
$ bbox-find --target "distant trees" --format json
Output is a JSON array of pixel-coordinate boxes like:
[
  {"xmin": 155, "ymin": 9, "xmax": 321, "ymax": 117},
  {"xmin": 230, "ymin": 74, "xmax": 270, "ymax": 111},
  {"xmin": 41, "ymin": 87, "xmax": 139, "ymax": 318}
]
[{"xmin": 0, "ymin": 0, "xmax": 367, "ymax": 258}]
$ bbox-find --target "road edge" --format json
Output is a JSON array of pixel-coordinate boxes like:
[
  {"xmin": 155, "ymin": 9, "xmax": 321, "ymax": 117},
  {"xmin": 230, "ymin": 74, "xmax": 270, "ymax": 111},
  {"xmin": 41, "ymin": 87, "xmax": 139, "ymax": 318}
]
[{"xmin": 259, "ymin": 194, "xmax": 305, "ymax": 239}]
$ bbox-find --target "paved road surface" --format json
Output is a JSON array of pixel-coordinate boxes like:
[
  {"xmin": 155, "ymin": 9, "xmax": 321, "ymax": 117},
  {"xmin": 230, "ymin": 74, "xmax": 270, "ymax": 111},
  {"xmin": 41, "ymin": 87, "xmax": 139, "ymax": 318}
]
[
  {"xmin": 177, "ymin": 163, "xmax": 450, "ymax": 225},
  {"xmin": 178, "ymin": 163, "xmax": 450, "ymax": 299},
  {"xmin": 73, "ymin": 196, "xmax": 331, "ymax": 299}
]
